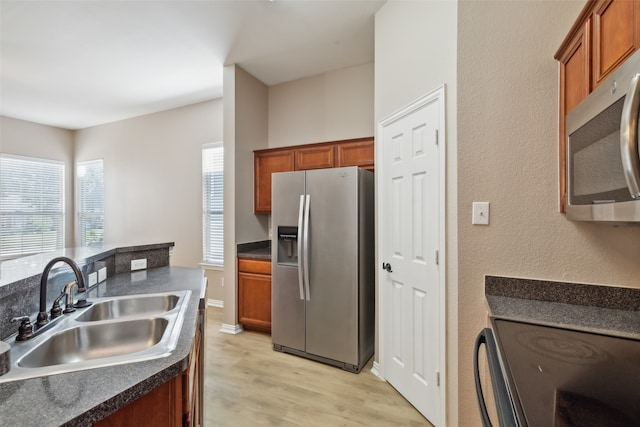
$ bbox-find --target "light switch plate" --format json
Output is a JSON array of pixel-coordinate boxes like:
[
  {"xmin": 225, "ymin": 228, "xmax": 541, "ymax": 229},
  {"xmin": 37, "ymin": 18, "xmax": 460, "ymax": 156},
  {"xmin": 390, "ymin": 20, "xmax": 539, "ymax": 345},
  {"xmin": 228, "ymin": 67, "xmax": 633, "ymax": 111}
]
[
  {"xmin": 88, "ymin": 272, "xmax": 98, "ymax": 287},
  {"xmin": 98, "ymin": 267, "xmax": 107, "ymax": 283},
  {"xmin": 131, "ymin": 258, "xmax": 147, "ymax": 271},
  {"xmin": 472, "ymin": 202, "xmax": 490, "ymax": 225}
]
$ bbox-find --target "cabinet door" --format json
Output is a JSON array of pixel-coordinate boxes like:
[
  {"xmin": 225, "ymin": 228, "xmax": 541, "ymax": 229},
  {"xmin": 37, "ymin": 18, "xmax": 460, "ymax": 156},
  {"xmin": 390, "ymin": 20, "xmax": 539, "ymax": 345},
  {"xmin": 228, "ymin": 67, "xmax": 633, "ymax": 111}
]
[
  {"xmin": 238, "ymin": 270, "xmax": 272, "ymax": 333},
  {"xmin": 558, "ymin": 19, "xmax": 591, "ymax": 212},
  {"xmin": 336, "ymin": 138, "xmax": 374, "ymax": 170},
  {"xmin": 183, "ymin": 315, "xmax": 202, "ymax": 427},
  {"xmin": 254, "ymin": 150, "xmax": 294, "ymax": 214},
  {"xmin": 295, "ymin": 144, "xmax": 335, "ymax": 170},
  {"xmin": 94, "ymin": 376, "xmax": 183, "ymax": 426},
  {"xmin": 560, "ymin": 20, "xmax": 591, "ymax": 115},
  {"xmin": 593, "ymin": 0, "xmax": 638, "ymax": 87}
]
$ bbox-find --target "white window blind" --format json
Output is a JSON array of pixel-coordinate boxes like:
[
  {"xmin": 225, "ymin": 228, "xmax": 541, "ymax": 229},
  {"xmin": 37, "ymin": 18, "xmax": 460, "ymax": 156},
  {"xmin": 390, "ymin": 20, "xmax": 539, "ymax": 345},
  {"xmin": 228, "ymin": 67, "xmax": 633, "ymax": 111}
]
[
  {"xmin": 0, "ymin": 154, "xmax": 65, "ymax": 258},
  {"xmin": 203, "ymin": 143, "xmax": 224, "ymax": 266},
  {"xmin": 77, "ymin": 159, "xmax": 104, "ymax": 246}
]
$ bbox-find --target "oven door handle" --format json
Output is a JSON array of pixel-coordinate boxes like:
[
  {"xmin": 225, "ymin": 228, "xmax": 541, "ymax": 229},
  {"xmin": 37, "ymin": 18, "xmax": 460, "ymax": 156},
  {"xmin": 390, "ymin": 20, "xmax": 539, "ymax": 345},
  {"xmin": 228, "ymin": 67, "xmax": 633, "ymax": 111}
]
[{"xmin": 474, "ymin": 328, "xmax": 519, "ymax": 427}]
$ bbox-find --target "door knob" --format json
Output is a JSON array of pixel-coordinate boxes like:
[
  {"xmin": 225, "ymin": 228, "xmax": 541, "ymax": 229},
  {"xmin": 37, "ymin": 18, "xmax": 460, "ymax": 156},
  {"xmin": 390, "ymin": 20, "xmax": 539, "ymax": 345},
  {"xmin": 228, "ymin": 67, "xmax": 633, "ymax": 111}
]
[{"xmin": 382, "ymin": 262, "xmax": 393, "ymax": 272}]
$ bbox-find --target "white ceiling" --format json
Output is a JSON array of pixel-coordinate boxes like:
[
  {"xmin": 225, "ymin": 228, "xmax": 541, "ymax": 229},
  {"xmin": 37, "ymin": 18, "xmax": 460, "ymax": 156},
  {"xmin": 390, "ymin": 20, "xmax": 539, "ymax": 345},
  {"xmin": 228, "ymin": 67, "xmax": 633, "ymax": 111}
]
[{"xmin": 0, "ymin": 0, "xmax": 385, "ymax": 130}]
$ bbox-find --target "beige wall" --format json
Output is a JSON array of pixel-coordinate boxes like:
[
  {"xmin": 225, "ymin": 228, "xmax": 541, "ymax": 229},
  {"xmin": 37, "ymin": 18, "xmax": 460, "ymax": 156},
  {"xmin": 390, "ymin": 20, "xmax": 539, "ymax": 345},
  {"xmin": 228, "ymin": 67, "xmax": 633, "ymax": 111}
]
[
  {"xmin": 378, "ymin": 1, "xmax": 640, "ymax": 426},
  {"xmin": 375, "ymin": 1, "xmax": 458, "ymax": 425},
  {"xmin": 221, "ymin": 63, "xmax": 375, "ymax": 327},
  {"xmin": 222, "ymin": 65, "xmax": 270, "ymax": 328},
  {"xmin": 268, "ymin": 63, "xmax": 375, "ymax": 147},
  {"xmin": 0, "ymin": 116, "xmax": 75, "ymax": 247},
  {"xmin": 457, "ymin": 1, "xmax": 640, "ymax": 425},
  {"xmin": 74, "ymin": 99, "xmax": 223, "ymax": 268}
]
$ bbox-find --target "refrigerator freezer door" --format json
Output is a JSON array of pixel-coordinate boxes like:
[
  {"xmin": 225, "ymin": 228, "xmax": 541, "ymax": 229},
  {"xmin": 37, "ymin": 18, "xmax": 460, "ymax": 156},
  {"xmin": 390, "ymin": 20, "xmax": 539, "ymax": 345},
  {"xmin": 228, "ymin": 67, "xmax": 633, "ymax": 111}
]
[
  {"xmin": 272, "ymin": 171, "xmax": 306, "ymax": 352},
  {"xmin": 304, "ymin": 167, "xmax": 360, "ymax": 365}
]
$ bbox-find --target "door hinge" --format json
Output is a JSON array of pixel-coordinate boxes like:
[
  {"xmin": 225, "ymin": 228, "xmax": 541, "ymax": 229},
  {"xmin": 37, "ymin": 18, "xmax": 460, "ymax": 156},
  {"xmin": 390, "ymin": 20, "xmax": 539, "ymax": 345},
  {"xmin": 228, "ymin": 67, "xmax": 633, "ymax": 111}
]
[
  {"xmin": 435, "ymin": 129, "xmax": 439, "ymax": 145},
  {"xmin": 437, "ymin": 371, "xmax": 440, "ymax": 386},
  {"xmin": 435, "ymin": 250, "xmax": 439, "ymax": 265}
]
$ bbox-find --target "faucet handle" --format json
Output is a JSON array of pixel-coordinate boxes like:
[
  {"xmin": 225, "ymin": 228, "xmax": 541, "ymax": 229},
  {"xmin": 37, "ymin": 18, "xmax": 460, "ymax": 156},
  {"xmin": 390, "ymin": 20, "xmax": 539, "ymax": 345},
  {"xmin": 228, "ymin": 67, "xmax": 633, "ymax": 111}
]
[
  {"xmin": 62, "ymin": 281, "xmax": 77, "ymax": 314},
  {"xmin": 10, "ymin": 316, "xmax": 33, "ymax": 341},
  {"xmin": 51, "ymin": 291, "xmax": 65, "ymax": 319}
]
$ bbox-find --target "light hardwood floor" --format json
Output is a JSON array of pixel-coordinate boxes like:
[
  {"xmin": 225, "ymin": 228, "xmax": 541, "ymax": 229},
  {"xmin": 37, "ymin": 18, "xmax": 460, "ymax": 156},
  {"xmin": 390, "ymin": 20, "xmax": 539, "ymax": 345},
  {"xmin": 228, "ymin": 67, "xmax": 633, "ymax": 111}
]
[{"xmin": 203, "ymin": 307, "xmax": 433, "ymax": 427}]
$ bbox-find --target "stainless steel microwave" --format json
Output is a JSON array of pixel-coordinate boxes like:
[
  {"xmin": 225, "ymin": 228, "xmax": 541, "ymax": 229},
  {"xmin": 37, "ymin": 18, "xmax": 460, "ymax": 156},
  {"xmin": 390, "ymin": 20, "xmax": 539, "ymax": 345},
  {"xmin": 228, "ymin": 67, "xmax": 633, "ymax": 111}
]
[{"xmin": 566, "ymin": 49, "xmax": 640, "ymax": 222}]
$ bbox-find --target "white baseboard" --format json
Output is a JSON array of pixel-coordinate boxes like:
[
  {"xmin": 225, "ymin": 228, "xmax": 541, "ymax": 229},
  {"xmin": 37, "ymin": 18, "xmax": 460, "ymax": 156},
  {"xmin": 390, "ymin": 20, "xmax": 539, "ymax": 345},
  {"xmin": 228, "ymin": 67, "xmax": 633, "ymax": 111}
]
[
  {"xmin": 371, "ymin": 361, "xmax": 384, "ymax": 380},
  {"xmin": 207, "ymin": 299, "xmax": 223, "ymax": 308},
  {"xmin": 220, "ymin": 323, "xmax": 243, "ymax": 335}
]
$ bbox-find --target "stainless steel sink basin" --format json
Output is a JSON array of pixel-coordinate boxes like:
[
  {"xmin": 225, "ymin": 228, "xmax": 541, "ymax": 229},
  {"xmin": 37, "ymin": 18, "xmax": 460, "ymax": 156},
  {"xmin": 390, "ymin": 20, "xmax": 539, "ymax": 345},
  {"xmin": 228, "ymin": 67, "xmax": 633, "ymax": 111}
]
[
  {"xmin": 0, "ymin": 290, "xmax": 191, "ymax": 383},
  {"xmin": 19, "ymin": 318, "xmax": 169, "ymax": 368},
  {"xmin": 76, "ymin": 294, "xmax": 179, "ymax": 321}
]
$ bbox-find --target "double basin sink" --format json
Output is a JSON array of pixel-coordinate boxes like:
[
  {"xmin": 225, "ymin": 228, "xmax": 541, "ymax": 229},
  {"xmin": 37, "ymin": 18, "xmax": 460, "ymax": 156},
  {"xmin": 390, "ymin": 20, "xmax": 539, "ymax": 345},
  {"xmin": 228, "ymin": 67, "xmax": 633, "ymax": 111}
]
[{"xmin": 0, "ymin": 290, "xmax": 191, "ymax": 383}]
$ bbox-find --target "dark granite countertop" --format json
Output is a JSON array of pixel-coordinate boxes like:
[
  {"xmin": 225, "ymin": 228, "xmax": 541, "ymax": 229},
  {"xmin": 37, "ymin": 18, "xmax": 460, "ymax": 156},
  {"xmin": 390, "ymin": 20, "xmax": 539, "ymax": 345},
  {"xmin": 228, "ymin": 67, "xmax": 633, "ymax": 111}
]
[
  {"xmin": 237, "ymin": 240, "xmax": 271, "ymax": 261},
  {"xmin": 0, "ymin": 265, "xmax": 205, "ymax": 427},
  {"xmin": 485, "ymin": 275, "xmax": 640, "ymax": 340}
]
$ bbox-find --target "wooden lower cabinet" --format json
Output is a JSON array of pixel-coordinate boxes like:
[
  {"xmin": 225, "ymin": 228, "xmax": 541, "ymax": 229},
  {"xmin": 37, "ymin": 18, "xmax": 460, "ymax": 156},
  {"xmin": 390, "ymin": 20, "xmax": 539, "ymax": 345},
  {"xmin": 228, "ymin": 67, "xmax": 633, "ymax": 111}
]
[
  {"xmin": 94, "ymin": 309, "xmax": 204, "ymax": 427},
  {"xmin": 238, "ymin": 258, "xmax": 272, "ymax": 334},
  {"xmin": 94, "ymin": 376, "xmax": 183, "ymax": 427}
]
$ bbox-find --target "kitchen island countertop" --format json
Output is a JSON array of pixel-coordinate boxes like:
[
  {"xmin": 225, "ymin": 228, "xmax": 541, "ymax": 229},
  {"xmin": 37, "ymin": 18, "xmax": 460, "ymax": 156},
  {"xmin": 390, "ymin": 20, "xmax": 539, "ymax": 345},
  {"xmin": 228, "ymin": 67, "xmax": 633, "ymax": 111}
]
[{"xmin": 0, "ymin": 265, "xmax": 205, "ymax": 427}]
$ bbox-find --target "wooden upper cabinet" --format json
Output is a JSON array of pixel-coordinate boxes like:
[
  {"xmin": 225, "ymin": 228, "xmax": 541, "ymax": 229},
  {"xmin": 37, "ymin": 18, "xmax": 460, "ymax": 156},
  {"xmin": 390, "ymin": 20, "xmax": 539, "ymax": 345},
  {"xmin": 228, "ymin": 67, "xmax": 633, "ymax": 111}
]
[
  {"xmin": 336, "ymin": 137, "xmax": 374, "ymax": 170},
  {"xmin": 254, "ymin": 137, "xmax": 374, "ymax": 214},
  {"xmin": 593, "ymin": 0, "xmax": 638, "ymax": 87},
  {"xmin": 254, "ymin": 149, "xmax": 294, "ymax": 214},
  {"xmin": 555, "ymin": 0, "xmax": 640, "ymax": 212},
  {"xmin": 295, "ymin": 144, "xmax": 335, "ymax": 170},
  {"xmin": 559, "ymin": 20, "xmax": 591, "ymax": 115}
]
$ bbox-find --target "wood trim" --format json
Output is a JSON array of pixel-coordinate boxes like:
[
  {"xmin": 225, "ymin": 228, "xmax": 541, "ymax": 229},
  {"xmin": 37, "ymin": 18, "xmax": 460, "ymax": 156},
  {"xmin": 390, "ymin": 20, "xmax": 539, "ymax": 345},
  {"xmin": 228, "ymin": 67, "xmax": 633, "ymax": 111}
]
[
  {"xmin": 253, "ymin": 136, "xmax": 374, "ymax": 155},
  {"xmin": 554, "ymin": 0, "xmax": 597, "ymax": 59}
]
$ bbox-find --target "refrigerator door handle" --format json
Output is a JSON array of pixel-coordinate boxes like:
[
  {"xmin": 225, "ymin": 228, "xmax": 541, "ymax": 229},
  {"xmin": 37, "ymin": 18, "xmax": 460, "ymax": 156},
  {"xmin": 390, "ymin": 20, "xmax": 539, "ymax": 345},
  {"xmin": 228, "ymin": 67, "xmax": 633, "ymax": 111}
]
[
  {"xmin": 297, "ymin": 195, "xmax": 305, "ymax": 300},
  {"xmin": 303, "ymin": 194, "xmax": 311, "ymax": 301}
]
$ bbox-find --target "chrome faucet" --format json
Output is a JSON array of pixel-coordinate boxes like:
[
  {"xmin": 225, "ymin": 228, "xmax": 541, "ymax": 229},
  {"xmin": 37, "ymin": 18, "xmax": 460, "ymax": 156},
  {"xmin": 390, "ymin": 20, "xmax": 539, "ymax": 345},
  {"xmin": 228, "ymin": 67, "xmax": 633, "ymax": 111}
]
[{"xmin": 36, "ymin": 257, "xmax": 89, "ymax": 327}]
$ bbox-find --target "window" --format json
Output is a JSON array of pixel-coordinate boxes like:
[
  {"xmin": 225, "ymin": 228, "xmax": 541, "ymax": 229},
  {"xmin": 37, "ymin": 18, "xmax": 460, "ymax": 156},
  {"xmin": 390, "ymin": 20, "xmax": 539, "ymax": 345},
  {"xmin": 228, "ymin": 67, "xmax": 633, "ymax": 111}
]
[
  {"xmin": 77, "ymin": 159, "xmax": 104, "ymax": 246},
  {"xmin": 0, "ymin": 154, "xmax": 65, "ymax": 258},
  {"xmin": 203, "ymin": 143, "xmax": 224, "ymax": 266}
]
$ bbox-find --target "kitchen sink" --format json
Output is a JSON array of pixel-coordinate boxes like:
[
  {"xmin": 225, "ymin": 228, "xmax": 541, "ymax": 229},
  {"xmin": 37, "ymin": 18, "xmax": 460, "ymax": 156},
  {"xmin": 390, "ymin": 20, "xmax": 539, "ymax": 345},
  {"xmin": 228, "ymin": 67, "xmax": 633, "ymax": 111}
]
[
  {"xmin": 0, "ymin": 290, "xmax": 191, "ymax": 383},
  {"xmin": 76, "ymin": 294, "xmax": 179, "ymax": 321},
  {"xmin": 18, "ymin": 318, "xmax": 169, "ymax": 368}
]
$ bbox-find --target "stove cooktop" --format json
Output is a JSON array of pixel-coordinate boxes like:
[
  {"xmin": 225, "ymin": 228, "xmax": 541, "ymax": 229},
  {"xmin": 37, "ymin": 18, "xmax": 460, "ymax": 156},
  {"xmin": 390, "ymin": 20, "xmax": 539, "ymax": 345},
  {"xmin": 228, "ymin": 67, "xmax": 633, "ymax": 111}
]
[{"xmin": 492, "ymin": 319, "xmax": 640, "ymax": 427}]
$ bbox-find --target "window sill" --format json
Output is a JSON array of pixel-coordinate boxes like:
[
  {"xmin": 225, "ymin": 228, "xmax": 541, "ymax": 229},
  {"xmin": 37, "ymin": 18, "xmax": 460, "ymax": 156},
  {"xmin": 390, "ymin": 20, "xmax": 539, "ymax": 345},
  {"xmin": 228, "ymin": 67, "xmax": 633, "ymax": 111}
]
[{"xmin": 200, "ymin": 262, "xmax": 223, "ymax": 271}]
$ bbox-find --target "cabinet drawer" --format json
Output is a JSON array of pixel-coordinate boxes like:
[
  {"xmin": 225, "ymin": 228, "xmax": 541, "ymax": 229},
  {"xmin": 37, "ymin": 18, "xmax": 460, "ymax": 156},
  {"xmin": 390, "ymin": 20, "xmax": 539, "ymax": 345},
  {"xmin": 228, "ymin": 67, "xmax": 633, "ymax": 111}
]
[{"xmin": 238, "ymin": 258, "xmax": 272, "ymax": 275}]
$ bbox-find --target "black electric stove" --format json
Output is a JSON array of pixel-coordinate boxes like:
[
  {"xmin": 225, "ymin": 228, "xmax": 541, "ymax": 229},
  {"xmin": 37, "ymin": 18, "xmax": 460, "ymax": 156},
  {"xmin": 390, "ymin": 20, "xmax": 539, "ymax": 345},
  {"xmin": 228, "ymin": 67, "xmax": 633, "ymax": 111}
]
[{"xmin": 491, "ymin": 319, "xmax": 640, "ymax": 427}]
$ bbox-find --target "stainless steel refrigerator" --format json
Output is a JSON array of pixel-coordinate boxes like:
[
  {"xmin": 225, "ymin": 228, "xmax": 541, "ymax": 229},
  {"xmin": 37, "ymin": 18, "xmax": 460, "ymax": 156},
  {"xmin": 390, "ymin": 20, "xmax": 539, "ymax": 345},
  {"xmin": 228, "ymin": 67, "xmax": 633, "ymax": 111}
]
[{"xmin": 271, "ymin": 166, "xmax": 374, "ymax": 373}]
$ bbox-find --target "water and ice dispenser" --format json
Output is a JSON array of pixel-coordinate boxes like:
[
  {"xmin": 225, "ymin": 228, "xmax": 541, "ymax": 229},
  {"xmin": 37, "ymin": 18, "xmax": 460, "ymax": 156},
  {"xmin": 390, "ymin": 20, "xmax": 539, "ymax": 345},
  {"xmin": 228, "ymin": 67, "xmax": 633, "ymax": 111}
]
[{"xmin": 276, "ymin": 226, "xmax": 298, "ymax": 265}]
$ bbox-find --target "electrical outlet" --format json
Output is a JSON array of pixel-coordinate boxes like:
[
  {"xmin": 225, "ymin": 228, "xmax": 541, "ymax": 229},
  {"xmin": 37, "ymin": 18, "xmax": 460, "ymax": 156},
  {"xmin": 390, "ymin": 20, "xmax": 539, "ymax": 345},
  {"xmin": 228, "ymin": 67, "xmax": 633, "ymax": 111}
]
[
  {"xmin": 88, "ymin": 272, "xmax": 98, "ymax": 287},
  {"xmin": 472, "ymin": 202, "xmax": 490, "ymax": 225},
  {"xmin": 98, "ymin": 267, "xmax": 107, "ymax": 283},
  {"xmin": 131, "ymin": 258, "xmax": 147, "ymax": 271}
]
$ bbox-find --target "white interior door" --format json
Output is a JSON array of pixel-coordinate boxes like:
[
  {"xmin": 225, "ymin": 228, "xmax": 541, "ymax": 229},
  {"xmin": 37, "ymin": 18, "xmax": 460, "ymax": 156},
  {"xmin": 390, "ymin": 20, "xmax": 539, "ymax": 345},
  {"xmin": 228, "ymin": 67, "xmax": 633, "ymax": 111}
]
[{"xmin": 378, "ymin": 87, "xmax": 445, "ymax": 426}]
